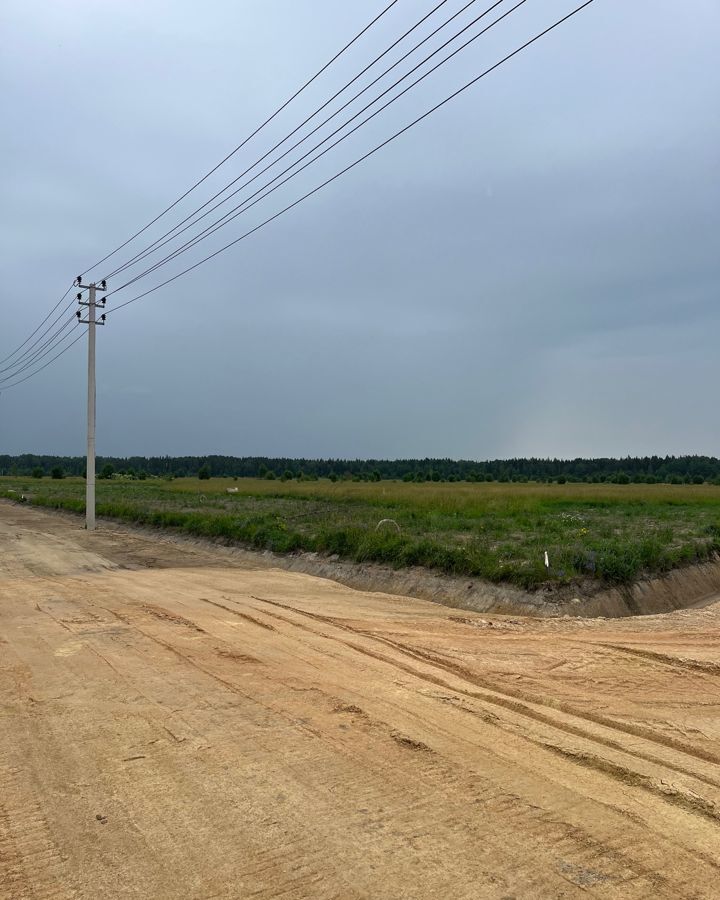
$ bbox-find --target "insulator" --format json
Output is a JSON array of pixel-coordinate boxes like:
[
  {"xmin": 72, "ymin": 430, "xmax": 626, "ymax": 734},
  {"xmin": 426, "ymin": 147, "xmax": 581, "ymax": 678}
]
[
  {"xmin": 76, "ymin": 311, "xmax": 81, "ymax": 319},
  {"xmin": 76, "ymin": 275, "xmax": 83, "ymax": 286},
  {"xmin": 76, "ymin": 293, "xmax": 82, "ymax": 301},
  {"xmin": 101, "ymin": 313, "xmax": 106, "ymax": 322},
  {"xmin": 100, "ymin": 280, "xmax": 107, "ymax": 290}
]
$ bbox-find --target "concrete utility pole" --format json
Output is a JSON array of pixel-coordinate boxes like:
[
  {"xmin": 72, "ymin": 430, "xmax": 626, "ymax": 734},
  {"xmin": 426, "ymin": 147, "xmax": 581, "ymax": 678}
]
[{"xmin": 76, "ymin": 278, "xmax": 107, "ymax": 531}]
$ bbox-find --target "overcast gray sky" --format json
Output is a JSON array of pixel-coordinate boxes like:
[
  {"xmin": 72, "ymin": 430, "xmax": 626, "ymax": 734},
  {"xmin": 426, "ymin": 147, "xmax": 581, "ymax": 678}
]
[{"xmin": 1, "ymin": 0, "xmax": 718, "ymax": 460}]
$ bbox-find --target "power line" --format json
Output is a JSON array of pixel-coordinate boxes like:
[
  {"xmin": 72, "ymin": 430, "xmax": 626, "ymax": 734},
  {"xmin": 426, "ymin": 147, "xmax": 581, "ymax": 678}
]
[
  {"xmin": 0, "ymin": 0, "xmax": 400, "ymax": 372},
  {"xmin": 0, "ymin": 296, "xmax": 79, "ymax": 376},
  {"xmin": 102, "ymin": 0, "xmax": 471, "ymax": 282},
  {"xmin": 0, "ymin": 317, "xmax": 79, "ymax": 386},
  {"xmin": 3, "ymin": 0, "xmax": 596, "ymax": 394},
  {"xmin": 0, "ymin": 326, "xmax": 83, "ymax": 391},
  {"xmin": 80, "ymin": 0, "xmax": 402, "ymax": 276},
  {"xmin": 2, "ymin": 2, "xmax": 437, "ymax": 373},
  {"xmin": 0, "ymin": 0, "xmax": 407, "ymax": 394},
  {"xmin": 0, "ymin": 284, "xmax": 75, "ymax": 367},
  {"xmin": 0, "ymin": 315, "xmax": 78, "ymax": 382},
  {"xmin": 106, "ymin": 0, "xmax": 528, "ymax": 296},
  {"xmin": 106, "ymin": 0, "xmax": 597, "ymax": 319}
]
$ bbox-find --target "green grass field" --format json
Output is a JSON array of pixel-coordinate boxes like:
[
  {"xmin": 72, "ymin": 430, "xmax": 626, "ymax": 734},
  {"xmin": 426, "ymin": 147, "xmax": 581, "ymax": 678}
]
[{"xmin": 3, "ymin": 476, "xmax": 720, "ymax": 589}]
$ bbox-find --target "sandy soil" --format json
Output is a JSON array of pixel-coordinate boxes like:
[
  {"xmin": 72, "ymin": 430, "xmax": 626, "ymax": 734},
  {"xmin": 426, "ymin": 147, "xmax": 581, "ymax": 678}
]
[{"xmin": 2, "ymin": 501, "xmax": 720, "ymax": 899}]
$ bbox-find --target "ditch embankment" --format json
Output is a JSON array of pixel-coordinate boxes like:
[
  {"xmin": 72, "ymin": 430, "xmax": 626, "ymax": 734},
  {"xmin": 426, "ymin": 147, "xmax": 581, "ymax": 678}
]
[{"xmin": 3, "ymin": 496, "xmax": 718, "ymax": 618}]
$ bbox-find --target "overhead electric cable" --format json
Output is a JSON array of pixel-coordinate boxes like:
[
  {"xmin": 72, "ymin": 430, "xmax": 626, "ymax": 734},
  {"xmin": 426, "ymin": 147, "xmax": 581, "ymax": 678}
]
[
  {"xmin": 105, "ymin": 0, "xmax": 529, "ymax": 295},
  {"xmin": 0, "ymin": 326, "xmax": 83, "ymax": 390},
  {"xmin": 3, "ymin": 0, "xmax": 595, "ymax": 393},
  {"xmin": 0, "ymin": 0, "xmax": 419, "ymax": 391},
  {"xmin": 105, "ymin": 0, "xmax": 597, "ymax": 318},
  {"xmin": 0, "ymin": 0, "xmax": 516, "ymax": 380},
  {"xmin": 0, "ymin": 315, "xmax": 79, "ymax": 381},
  {"xmin": 102, "ymin": 0, "xmax": 475, "ymax": 281},
  {"xmin": 0, "ymin": 298, "xmax": 80, "ymax": 375},
  {"xmin": 80, "ymin": 0, "xmax": 402, "ymax": 276},
  {"xmin": 0, "ymin": 284, "xmax": 76, "ymax": 366}
]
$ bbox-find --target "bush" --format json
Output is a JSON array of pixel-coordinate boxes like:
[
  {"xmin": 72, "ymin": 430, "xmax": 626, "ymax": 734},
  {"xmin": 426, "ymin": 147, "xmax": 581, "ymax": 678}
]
[
  {"xmin": 198, "ymin": 465, "xmax": 211, "ymax": 480},
  {"xmin": 99, "ymin": 463, "xmax": 115, "ymax": 480},
  {"xmin": 31, "ymin": 467, "xmax": 43, "ymax": 479},
  {"xmin": 50, "ymin": 466, "xmax": 64, "ymax": 480}
]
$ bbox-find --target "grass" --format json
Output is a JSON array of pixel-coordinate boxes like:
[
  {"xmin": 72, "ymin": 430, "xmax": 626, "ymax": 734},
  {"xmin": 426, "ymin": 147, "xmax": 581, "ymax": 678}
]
[{"xmin": 2, "ymin": 476, "xmax": 720, "ymax": 589}]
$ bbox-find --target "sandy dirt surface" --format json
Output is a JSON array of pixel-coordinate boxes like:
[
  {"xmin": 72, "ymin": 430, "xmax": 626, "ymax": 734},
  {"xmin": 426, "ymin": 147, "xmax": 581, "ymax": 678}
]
[{"xmin": 2, "ymin": 502, "xmax": 720, "ymax": 899}]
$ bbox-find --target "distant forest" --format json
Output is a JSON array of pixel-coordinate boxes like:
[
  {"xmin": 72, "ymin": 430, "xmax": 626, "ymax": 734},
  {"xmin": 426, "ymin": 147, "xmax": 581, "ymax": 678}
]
[{"xmin": 2, "ymin": 454, "xmax": 720, "ymax": 485}]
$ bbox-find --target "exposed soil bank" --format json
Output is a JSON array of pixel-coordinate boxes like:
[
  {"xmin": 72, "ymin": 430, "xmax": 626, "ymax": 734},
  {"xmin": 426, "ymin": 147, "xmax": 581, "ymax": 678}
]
[
  {"xmin": 251, "ymin": 548, "xmax": 720, "ymax": 618},
  {"xmin": 5, "ymin": 499, "xmax": 718, "ymax": 618}
]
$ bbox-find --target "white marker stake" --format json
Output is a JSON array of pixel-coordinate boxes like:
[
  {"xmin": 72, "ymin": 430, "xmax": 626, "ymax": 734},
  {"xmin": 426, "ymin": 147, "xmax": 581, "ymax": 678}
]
[{"xmin": 544, "ymin": 551, "xmax": 550, "ymax": 570}]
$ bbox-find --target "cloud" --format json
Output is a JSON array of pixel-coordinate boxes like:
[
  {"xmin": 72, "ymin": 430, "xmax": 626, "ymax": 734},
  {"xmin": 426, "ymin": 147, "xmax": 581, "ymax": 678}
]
[{"xmin": 1, "ymin": 0, "xmax": 718, "ymax": 458}]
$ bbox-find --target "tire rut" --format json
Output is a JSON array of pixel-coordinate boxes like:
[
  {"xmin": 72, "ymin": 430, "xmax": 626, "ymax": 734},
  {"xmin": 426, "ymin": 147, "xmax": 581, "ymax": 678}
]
[
  {"xmin": 0, "ymin": 761, "xmax": 77, "ymax": 900},
  {"xmin": 249, "ymin": 595, "xmax": 720, "ymax": 795}
]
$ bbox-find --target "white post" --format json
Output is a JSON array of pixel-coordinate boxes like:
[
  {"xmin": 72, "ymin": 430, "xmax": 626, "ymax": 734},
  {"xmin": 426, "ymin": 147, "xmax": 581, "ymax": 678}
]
[{"xmin": 86, "ymin": 283, "xmax": 96, "ymax": 531}]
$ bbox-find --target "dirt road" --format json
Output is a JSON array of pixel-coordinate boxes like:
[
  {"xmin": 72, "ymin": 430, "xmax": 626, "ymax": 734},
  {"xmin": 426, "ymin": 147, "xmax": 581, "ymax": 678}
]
[{"xmin": 2, "ymin": 502, "xmax": 720, "ymax": 898}]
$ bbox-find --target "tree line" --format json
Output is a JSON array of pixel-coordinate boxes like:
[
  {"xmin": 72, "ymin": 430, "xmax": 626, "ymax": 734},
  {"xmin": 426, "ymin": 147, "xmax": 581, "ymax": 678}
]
[{"xmin": 2, "ymin": 454, "xmax": 720, "ymax": 484}]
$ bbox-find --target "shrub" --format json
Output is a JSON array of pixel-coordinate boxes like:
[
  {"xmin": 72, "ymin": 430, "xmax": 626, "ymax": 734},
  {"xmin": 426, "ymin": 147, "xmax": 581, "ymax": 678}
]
[
  {"xmin": 31, "ymin": 467, "xmax": 43, "ymax": 479},
  {"xmin": 198, "ymin": 465, "xmax": 211, "ymax": 480},
  {"xmin": 50, "ymin": 466, "xmax": 64, "ymax": 480}
]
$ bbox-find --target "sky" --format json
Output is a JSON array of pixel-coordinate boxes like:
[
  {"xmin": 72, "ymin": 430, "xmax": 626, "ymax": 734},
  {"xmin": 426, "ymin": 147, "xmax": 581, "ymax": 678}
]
[{"xmin": 1, "ymin": 0, "xmax": 718, "ymax": 460}]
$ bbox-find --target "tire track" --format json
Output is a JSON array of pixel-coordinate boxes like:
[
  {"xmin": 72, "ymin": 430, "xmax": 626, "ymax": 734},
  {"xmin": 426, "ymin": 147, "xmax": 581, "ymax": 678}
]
[
  {"xmin": 199, "ymin": 597, "xmax": 275, "ymax": 630},
  {"xmin": 249, "ymin": 596, "xmax": 720, "ymax": 802},
  {"xmin": 0, "ymin": 761, "xmax": 76, "ymax": 900},
  {"xmin": 598, "ymin": 643, "xmax": 720, "ymax": 676}
]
